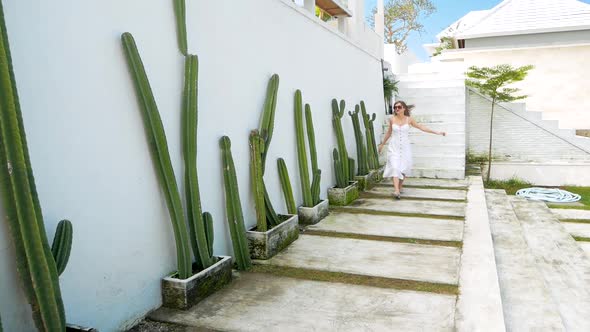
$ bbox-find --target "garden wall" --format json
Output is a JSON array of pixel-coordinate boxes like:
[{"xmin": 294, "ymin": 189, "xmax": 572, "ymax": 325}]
[{"xmin": 0, "ymin": 0, "xmax": 385, "ymax": 331}]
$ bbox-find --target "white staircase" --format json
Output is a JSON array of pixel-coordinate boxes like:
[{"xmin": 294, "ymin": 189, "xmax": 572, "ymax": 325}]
[{"xmin": 395, "ymin": 72, "xmax": 467, "ymax": 179}]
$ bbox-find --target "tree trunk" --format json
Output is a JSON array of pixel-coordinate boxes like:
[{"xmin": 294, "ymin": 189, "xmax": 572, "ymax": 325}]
[{"xmin": 486, "ymin": 99, "xmax": 496, "ymax": 183}]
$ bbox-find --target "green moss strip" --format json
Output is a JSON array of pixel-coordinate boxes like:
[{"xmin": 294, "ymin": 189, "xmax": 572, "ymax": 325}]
[
  {"xmin": 574, "ymin": 236, "xmax": 590, "ymax": 242},
  {"xmin": 560, "ymin": 219, "xmax": 590, "ymax": 224},
  {"xmin": 250, "ymin": 265, "xmax": 458, "ymax": 295},
  {"xmin": 360, "ymin": 192, "xmax": 466, "ymax": 203},
  {"xmin": 374, "ymin": 184, "xmax": 468, "ymax": 191},
  {"xmin": 329, "ymin": 206, "xmax": 465, "ymax": 221},
  {"xmin": 548, "ymin": 204, "xmax": 590, "ymax": 211},
  {"xmin": 304, "ymin": 230, "xmax": 462, "ymax": 248}
]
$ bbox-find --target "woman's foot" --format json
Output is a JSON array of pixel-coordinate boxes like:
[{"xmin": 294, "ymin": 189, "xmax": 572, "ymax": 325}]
[{"xmin": 393, "ymin": 192, "xmax": 401, "ymax": 200}]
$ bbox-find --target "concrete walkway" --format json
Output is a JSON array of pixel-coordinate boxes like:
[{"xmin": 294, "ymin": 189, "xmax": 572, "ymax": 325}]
[{"xmin": 144, "ymin": 177, "xmax": 507, "ymax": 331}]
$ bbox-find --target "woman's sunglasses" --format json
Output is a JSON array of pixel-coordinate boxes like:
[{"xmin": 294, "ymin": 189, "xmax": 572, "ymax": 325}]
[{"xmin": 394, "ymin": 105, "xmax": 403, "ymax": 110}]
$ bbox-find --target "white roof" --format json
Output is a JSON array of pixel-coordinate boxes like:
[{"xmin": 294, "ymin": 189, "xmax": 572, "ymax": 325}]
[
  {"xmin": 448, "ymin": 0, "xmax": 590, "ymax": 40},
  {"xmin": 436, "ymin": 10, "xmax": 490, "ymax": 40}
]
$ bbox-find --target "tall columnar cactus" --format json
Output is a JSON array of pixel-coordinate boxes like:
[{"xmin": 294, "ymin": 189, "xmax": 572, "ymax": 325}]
[
  {"xmin": 249, "ymin": 130, "xmax": 267, "ymax": 232},
  {"xmin": 361, "ymin": 101, "xmax": 379, "ymax": 169},
  {"xmin": 202, "ymin": 212, "xmax": 214, "ymax": 262},
  {"xmin": 333, "ymin": 149, "xmax": 347, "ymax": 188},
  {"xmin": 183, "ymin": 55, "xmax": 214, "ymax": 270},
  {"xmin": 349, "ymin": 105, "xmax": 369, "ymax": 176},
  {"xmin": 0, "ymin": 3, "xmax": 66, "ymax": 330},
  {"xmin": 51, "ymin": 220, "xmax": 73, "ymax": 276},
  {"xmin": 172, "ymin": 0, "xmax": 188, "ymax": 55},
  {"xmin": 122, "ymin": 32, "xmax": 192, "ymax": 279},
  {"xmin": 295, "ymin": 90, "xmax": 313, "ymax": 207},
  {"xmin": 220, "ymin": 136, "xmax": 252, "ymax": 270},
  {"xmin": 277, "ymin": 158, "xmax": 297, "ymax": 214},
  {"xmin": 305, "ymin": 104, "xmax": 322, "ymax": 205},
  {"xmin": 348, "ymin": 158, "xmax": 355, "ymax": 182},
  {"xmin": 332, "ymin": 99, "xmax": 350, "ymax": 182}
]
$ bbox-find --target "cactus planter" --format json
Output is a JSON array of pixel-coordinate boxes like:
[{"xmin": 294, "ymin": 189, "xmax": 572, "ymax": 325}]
[
  {"xmin": 246, "ymin": 214, "xmax": 299, "ymax": 260},
  {"xmin": 297, "ymin": 199, "xmax": 329, "ymax": 225},
  {"xmin": 328, "ymin": 181, "xmax": 359, "ymax": 206},
  {"xmin": 354, "ymin": 173, "xmax": 375, "ymax": 191},
  {"xmin": 162, "ymin": 256, "xmax": 233, "ymax": 310}
]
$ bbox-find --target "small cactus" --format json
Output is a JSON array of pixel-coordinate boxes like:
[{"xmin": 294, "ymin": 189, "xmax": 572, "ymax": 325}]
[
  {"xmin": 361, "ymin": 101, "xmax": 379, "ymax": 169},
  {"xmin": 311, "ymin": 170, "xmax": 322, "ymax": 205},
  {"xmin": 348, "ymin": 158, "xmax": 356, "ymax": 182},
  {"xmin": 51, "ymin": 220, "xmax": 73, "ymax": 276}
]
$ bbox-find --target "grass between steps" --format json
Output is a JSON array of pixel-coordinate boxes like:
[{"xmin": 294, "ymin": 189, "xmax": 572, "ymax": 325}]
[
  {"xmin": 330, "ymin": 206, "xmax": 465, "ymax": 221},
  {"xmin": 560, "ymin": 219, "xmax": 590, "ymax": 224},
  {"xmin": 250, "ymin": 265, "xmax": 458, "ymax": 295},
  {"xmin": 303, "ymin": 230, "xmax": 462, "ymax": 248},
  {"xmin": 360, "ymin": 191, "xmax": 466, "ymax": 203},
  {"xmin": 574, "ymin": 236, "xmax": 590, "ymax": 242}
]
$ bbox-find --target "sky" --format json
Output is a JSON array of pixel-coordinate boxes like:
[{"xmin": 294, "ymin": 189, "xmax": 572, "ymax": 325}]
[{"xmin": 364, "ymin": 0, "xmax": 590, "ymax": 60}]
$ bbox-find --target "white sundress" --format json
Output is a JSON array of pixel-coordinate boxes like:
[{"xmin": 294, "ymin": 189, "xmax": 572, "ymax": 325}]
[{"xmin": 382, "ymin": 117, "xmax": 412, "ymax": 180}]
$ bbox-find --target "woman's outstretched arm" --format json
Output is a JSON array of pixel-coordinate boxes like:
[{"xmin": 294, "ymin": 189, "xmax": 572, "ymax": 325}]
[
  {"xmin": 410, "ymin": 117, "xmax": 446, "ymax": 136},
  {"xmin": 378, "ymin": 119, "xmax": 393, "ymax": 153}
]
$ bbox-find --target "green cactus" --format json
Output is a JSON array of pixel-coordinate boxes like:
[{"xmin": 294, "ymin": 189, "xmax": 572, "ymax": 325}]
[
  {"xmin": 305, "ymin": 104, "xmax": 319, "ymax": 174},
  {"xmin": 361, "ymin": 101, "xmax": 379, "ymax": 169},
  {"xmin": 172, "ymin": 0, "xmax": 188, "ymax": 55},
  {"xmin": 202, "ymin": 212, "xmax": 214, "ymax": 260},
  {"xmin": 249, "ymin": 130, "xmax": 267, "ymax": 232},
  {"xmin": 220, "ymin": 136, "xmax": 252, "ymax": 270},
  {"xmin": 277, "ymin": 158, "xmax": 297, "ymax": 214},
  {"xmin": 348, "ymin": 158, "xmax": 355, "ymax": 182},
  {"xmin": 311, "ymin": 169, "xmax": 321, "ymax": 205},
  {"xmin": 349, "ymin": 105, "xmax": 369, "ymax": 176},
  {"xmin": 183, "ymin": 54, "xmax": 214, "ymax": 270},
  {"xmin": 332, "ymin": 99, "xmax": 350, "ymax": 183},
  {"xmin": 0, "ymin": 3, "xmax": 66, "ymax": 329},
  {"xmin": 51, "ymin": 220, "xmax": 73, "ymax": 277},
  {"xmin": 122, "ymin": 32, "xmax": 192, "ymax": 279},
  {"xmin": 295, "ymin": 91, "xmax": 313, "ymax": 207},
  {"xmin": 333, "ymin": 149, "xmax": 347, "ymax": 188}
]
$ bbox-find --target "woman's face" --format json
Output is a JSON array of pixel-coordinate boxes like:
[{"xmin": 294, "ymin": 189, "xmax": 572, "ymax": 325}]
[{"xmin": 394, "ymin": 103, "xmax": 404, "ymax": 115}]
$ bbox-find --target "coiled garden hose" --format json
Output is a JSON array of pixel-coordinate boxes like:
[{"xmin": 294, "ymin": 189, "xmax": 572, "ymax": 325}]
[{"xmin": 515, "ymin": 188, "xmax": 581, "ymax": 203}]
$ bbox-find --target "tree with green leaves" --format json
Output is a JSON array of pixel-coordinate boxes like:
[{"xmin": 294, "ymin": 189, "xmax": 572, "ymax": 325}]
[
  {"xmin": 368, "ymin": 0, "xmax": 435, "ymax": 53},
  {"xmin": 383, "ymin": 76, "xmax": 398, "ymax": 112},
  {"xmin": 465, "ymin": 64, "xmax": 534, "ymax": 182}
]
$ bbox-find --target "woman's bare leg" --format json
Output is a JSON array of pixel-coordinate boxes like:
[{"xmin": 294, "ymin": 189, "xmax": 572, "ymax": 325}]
[
  {"xmin": 399, "ymin": 178, "xmax": 404, "ymax": 193},
  {"xmin": 393, "ymin": 177, "xmax": 400, "ymax": 196}
]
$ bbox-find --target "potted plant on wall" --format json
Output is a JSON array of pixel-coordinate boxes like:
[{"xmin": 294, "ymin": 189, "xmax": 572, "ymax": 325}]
[
  {"xmin": 328, "ymin": 99, "xmax": 359, "ymax": 206},
  {"xmin": 245, "ymin": 75, "xmax": 299, "ymax": 260},
  {"xmin": 293, "ymin": 90, "xmax": 329, "ymax": 225},
  {"xmin": 121, "ymin": 33, "xmax": 232, "ymax": 311}
]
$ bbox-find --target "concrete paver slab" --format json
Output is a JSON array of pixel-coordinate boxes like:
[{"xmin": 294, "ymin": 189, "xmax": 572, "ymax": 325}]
[
  {"xmin": 256, "ymin": 234, "xmax": 461, "ymax": 285},
  {"xmin": 337, "ymin": 198, "xmax": 466, "ymax": 218},
  {"xmin": 365, "ymin": 187, "xmax": 467, "ymax": 201},
  {"xmin": 550, "ymin": 208, "xmax": 590, "ymax": 221},
  {"xmin": 511, "ymin": 197, "xmax": 590, "ymax": 331},
  {"xmin": 580, "ymin": 242, "xmax": 590, "ymax": 256},
  {"xmin": 379, "ymin": 177, "xmax": 468, "ymax": 189},
  {"xmin": 485, "ymin": 190, "xmax": 565, "ymax": 331},
  {"xmin": 562, "ymin": 222, "xmax": 590, "ymax": 238},
  {"xmin": 149, "ymin": 273, "xmax": 457, "ymax": 332},
  {"xmin": 307, "ymin": 212, "xmax": 463, "ymax": 242}
]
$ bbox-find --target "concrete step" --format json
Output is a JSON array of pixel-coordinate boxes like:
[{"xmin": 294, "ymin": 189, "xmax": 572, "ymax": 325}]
[
  {"xmin": 484, "ymin": 190, "xmax": 566, "ymax": 331},
  {"xmin": 306, "ymin": 211, "xmax": 463, "ymax": 242},
  {"xmin": 149, "ymin": 272, "xmax": 457, "ymax": 331},
  {"xmin": 255, "ymin": 234, "xmax": 461, "ymax": 285},
  {"xmin": 409, "ymin": 132, "xmax": 465, "ymax": 145},
  {"xmin": 398, "ymin": 87, "xmax": 465, "ymax": 99},
  {"xmin": 399, "ymin": 96, "xmax": 466, "ymax": 106},
  {"xmin": 410, "ymin": 122, "xmax": 465, "ymax": 133},
  {"xmin": 411, "ymin": 167, "xmax": 466, "ymax": 180},
  {"xmin": 551, "ymin": 208, "xmax": 590, "ymax": 221},
  {"xmin": 510, "ymin": 196, "xmax": 590, "ymax": 331},
  {"xmin": 397, "ymin": 72, "xmax": 465, "ymax": 82},
  {"xmin": 412, "ymin": 143, "xmax": 465, "ymax": 155},
  {"xmin": 398, "ymin": 80, "xmax": 465, "ymax": 89},
  {"xmin": 363, "ymin": 186, "xmax": 467, "ymax": 201},
  {"xmin": 378, "ymin": 177, "xmax": 469, "ymax": 189},
  {"xmin": 581, "ymin": 242, "xmax": 590, "ymax": 256},
  {"xmin": 413, "ymin": 154, "xmax": 465, "ymax": 169},
  {"xmin": 562, "ymin": 222, "xmax": 590, "ymax": 238},
  {"xmin": 412, "ymin": 112, "xmax": 466, "ymax": 123},
  {"xmin": 335, "ymin": 197, "xmax": 466, "ymax": 219}
]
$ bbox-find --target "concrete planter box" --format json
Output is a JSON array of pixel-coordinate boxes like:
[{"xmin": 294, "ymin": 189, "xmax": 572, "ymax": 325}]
[
  {"xmin": 298, "ymin": 199, "xmax": 330, "ymax": 225},
  {"xmin": 66, "ymin": 324, "xmax": 98, "ymax": 332},
  {"xmin": 371, "ymin": 166, "xmax": 385, "ymax": 182},
  {"xmin": 354, "ymin": 173, "xmax": 375, "ymax": 191},
  {"xmin": 161, "ymin": 255, "xmax": 233, "ymax": 310},
  {"xmin": 246, "ymin": 214, "xmax": 299, "ymax": 260},
  {"xmin": 328, "ymin": 181, "xmax": 359, "ymax": 206}
]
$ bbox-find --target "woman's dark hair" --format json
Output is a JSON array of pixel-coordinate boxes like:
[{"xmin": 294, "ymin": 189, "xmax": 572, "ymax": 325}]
[{"xmin": 393, "ymin": 101, "xmax": 414, "ymax": 117}]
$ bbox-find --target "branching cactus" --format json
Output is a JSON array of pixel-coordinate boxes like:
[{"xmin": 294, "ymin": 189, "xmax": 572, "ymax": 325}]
[
  {"xmin": 333, "ymin": 149, "xmax": 347, "ymax": 188},
  {"xmin": 220, "ymin": 136, "xmax": 252, "ymax": 270},
  {"xmin": 361, "ymin": 101, "xmax": 379, "ymax": 169},
  {"xmin": 295, "ymin": 91, "xmax": 313, "ymax": 207},
  {"xmin": 277, "ymin": 158, "xmax": 297, "ymax": 214},
  {"xmin": 305, "ymin": 104, "xmax": 322, "ymax": 205},
  {"xmin": 51, "ymin": 220, "xmax": 73, "ymax": 276},
  {"xmin": 249, "ymin": 130, "xmax": 267, "ymax": 232},
  {"xmin": 122, "ymin": 32, "xmax": 193, "ymax": 279},
  {"xmin": 332, "ymin": 99, "xmax": 349, "ymax": 183},
  {"xmin": 349, "ymin": 105, "xmax": 369, "ymax": 176},
  {"xmin": 0, "ymin": 3, "xmax": 67, "ymax": 329},
  {"xmin": 311, "ymin": 170, "xmax": 322, "ymax": 205},
  {"xmin": 172, "ymin": 0, "xmax": 188, "ymax": 55}
]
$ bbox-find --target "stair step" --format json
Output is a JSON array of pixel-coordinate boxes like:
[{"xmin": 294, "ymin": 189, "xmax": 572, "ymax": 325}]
[
  {"xmin": 485, "ymin": 190, "xmax": 566, "ymax": 331},
  {"xmin": 562, "ymin": 222, "xmax": 590, "ymax": 238},
  {"xmin": 335, "ymin": 197, "xmax": 466, "ymax": 219},
  {"xmin": 510, "ymin": 196, "xmax": 590, "ymax": 331},
  {"xmin": 398, "ymin": 80, "xmax": 465, "ymax": 89},
  {"xmin": 551, "ymin": 208, "xmax": 590, "ymax": 221},
  {"xmin": 255, "ymin": 234, "xmax": 462, "ymax": 285},
  {"xmin": 412, "ymin": 113, "xmax": 466, "ymax": 123},
  {"xmin": 378, "ymin": 177, "xmax": 469, "ymax": 189},
  {"xmin": 413, "ymin": 155, "xmax": 465, "ymax": 169},
  {"xmin": 306, "ymin": 211, "xmax": 463, "ymax": 242},
  {"xmin": 409, "ymin": 132, "xmax": 465, "ymax": 145},
  {"xmin": 412, "ymin": 143, "xmax": 465, "ymax": 155},
  {"xmin": 398, "ymin": 87, "xmax": 465, "ymax": 98},
  {"xmin": 364, "ymin": 187, "xmax": 466, "ymax": 201},
  {"xmin": 411, "ymin": 167, "xmax": 466, "ymax": 180}
]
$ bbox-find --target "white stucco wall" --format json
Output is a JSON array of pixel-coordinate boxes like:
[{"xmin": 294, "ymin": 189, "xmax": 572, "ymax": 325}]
[
  {"xmin": 0, "ymin": 1, "xmax": 384, "ymax": 331},
  {"xmin": 441, "ymin": 43, "xmax": 590, "ymax": 130},
  {"xmin": 383, "ymin": 44, "xmax": 421, "ymax": 75}
]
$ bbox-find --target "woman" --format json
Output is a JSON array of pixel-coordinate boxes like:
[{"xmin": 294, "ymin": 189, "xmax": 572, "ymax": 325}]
[{"xmin": 378, "ymin": 101, "xmax": 446, "ymax": 200}]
